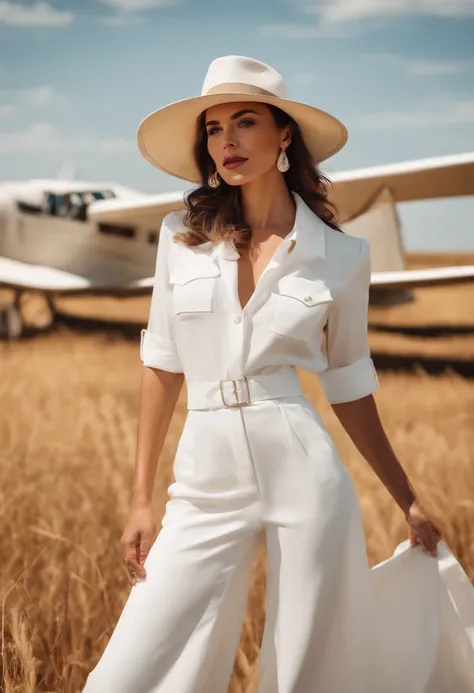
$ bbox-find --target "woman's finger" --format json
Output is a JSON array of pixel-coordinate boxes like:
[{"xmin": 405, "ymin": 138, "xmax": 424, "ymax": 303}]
[
  {"xmin": 123, "ymin": 539, "xmax": 146, "ymax": 579},
  {"xmin": 136, "ymin": 535, "xmax": 152, "ymax": 574},
  {"xmin": 126, "ymin": 555, "xmax": 146, "ymax": 577},
  {"xmin": 408, "ymin": 527, "xmax": 419, "ymax": 547},
  {"xmin": 420, "ymin": 524, "xmax": 439, "ymax": 556}
]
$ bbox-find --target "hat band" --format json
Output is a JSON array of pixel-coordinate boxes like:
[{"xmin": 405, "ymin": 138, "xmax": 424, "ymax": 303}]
[{"xmin": 205, "ymin": 82, "xmax": 279, "ymax": 98}]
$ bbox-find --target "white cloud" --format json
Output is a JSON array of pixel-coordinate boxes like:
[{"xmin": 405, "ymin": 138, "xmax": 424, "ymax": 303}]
[
  {"xmin": 0, "ymin": 1, "xmax": 74, "ymax": 27},
  {"xmin": 361, "ymin": 53, "xmax": 473, "ymax": 77},
  {"xmin": 257, "ymin": 45, "xmax": 472, "ymax": 84},
  {"xmin": 407, "ymin": 59, "xmax": 473, "ymax": 76},
  {"xmin": 98, "ymin": 0, "xmax": 178, "ymax": 11},
  {"xmin": 0, "ymin": 103, "xmax": 14, "ymax": 117},
  {"xmin": 259, "ymin": 24, "xmax": 324, "ymax": 38},
  {"xmin": 0, "ymin": 122, "xmax": 59, "ymax": 151},
  {"xmin": 18, "ymin": 85, "xmax": 63, "ymax": 106},
  {"xmin": 288, "ymin": 0, "xmax": 474, "ymax": 23},
  {"xmin": 97, "ymin": 137, "xmax": 135, "ymax": 153},
  {"xmin": 100, "ymin": 13, "xmax": 145, "ymax": 25},
  {"xmin": 0, "ymin": 122, "xmax": 135, "ymax": 153},
  {"xmin": 0, "ymin": 85, "xmax": 67, "ymax": 119},
  {"xmin": 353, "ymin": 99, "xmax": 474, "ymax": 129},
  {"xmin": 258, "ymin": 22, "xmax": 354, "ymax": 38}
]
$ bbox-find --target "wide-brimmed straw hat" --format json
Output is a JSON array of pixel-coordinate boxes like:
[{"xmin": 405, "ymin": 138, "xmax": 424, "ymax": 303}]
[{"xmin": 137, "ymin": 55, "xmax": 348, "ymax": 183}]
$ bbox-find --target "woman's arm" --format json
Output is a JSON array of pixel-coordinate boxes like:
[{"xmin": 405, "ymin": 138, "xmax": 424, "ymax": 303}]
[
  {"xmin": 331, "ymin": 394, "xmax": 441, "ymax": 555},
  {"xmin": 122, "ymin": 215, "xmax": 185, "ymax": 583},
  {"xmin": 133, "ymin": 216, "xmax": 184, "ymax": 505},
  {"xmin": 123, "ymin": 367, "xmax": 183, "ymax": 584},
  {"xmin": 330, "ymin": 394, "xmax": 415, "ymax": 514},
  {"xmin": 131, "ymin": 367, "xmax": 184, "ymax": 507},
  {"xmin": 318, "ymin": 238, "xmax": 405, "ymax": 505},
  {"xmin": 317, "ymin": 238, "xmax": 440, "ymax": 555}
]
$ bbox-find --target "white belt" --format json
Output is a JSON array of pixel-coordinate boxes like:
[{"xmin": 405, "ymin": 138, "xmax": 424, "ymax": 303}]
[{"xmin": 186, "ymin": 369, "xmax": 303, "ymax": 410}]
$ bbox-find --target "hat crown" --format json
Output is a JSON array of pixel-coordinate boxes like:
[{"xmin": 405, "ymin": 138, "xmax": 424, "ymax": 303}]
[{"xmin": 201, "ymin": 55, "xmax": 287, "ymax": 98}]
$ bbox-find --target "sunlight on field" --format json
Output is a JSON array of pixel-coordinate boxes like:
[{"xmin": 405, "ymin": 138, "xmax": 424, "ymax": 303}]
[{"xmin": 1, "ymin": 253, "xmax": 474, "ymax": 692}]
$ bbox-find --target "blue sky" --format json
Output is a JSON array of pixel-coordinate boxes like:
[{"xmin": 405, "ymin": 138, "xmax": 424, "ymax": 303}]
[{"xmin": 0, "ymin": 0, "xmax": 473, "ymax": 250}]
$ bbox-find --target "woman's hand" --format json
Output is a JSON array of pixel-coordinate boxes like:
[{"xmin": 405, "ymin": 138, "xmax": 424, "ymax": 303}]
[
  {"xmin": 405, "ymin": 500, "xmax": 442, "ymax": 557},
  {"xmin": 121, "ymin": 502, "xmax": 157, "ymax": 586}
]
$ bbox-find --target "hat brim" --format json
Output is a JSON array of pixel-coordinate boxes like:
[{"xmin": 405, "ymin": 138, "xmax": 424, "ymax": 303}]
[{"xmin": 137, "ymin": 92, "xmax": 348, "ymax": 183}]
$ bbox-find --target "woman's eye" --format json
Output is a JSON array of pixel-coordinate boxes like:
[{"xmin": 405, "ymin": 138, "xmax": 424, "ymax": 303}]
[{"xmin": 207, "ymin": 119, "xmax": 254, "ymax": 136}]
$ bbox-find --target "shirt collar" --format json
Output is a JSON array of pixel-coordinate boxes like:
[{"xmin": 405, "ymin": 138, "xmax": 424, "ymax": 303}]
[
  {"xmin": 286, "ymin": 191, "xmax": 326, "ymax": 260},
  {"xmin": 213, "ymin": 190, "xmax": 326, "ymax": 261}
]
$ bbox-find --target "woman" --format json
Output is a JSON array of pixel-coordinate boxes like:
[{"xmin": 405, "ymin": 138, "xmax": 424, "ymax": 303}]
[{"xmin": 83, "ymin": 55, "xmax": 474, "ymax": 693}]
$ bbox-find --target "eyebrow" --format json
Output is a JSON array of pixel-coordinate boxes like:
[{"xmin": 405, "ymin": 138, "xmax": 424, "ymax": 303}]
[{"xmin": 205, "ymin": 109, "xmax": 260, "ymax": 127}]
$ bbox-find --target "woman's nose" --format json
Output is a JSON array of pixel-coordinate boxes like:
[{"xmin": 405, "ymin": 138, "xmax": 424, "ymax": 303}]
[{"xmin": 222, "ymin": 128, "xmax": 237, "ymax": 150}]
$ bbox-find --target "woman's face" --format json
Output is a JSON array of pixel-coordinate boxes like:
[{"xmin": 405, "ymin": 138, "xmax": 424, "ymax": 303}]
[{"xmin": 204, "ymin": 101, "xmax": 291, "ymax": 187}]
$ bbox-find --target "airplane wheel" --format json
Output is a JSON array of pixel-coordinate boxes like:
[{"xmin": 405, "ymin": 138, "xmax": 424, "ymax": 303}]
[
  {"xmin": 0, "ymin": 303, "xmax": 23, "ymax": 339},
  {"xmin": 16, "ymin": 292, "xmax": 56, "ymax": 330}
]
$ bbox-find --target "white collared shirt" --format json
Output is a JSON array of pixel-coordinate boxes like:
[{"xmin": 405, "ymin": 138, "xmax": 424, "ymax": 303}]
[{"xmin": 140, "ymin": 192, "xmax": 379, "ymax": 404}]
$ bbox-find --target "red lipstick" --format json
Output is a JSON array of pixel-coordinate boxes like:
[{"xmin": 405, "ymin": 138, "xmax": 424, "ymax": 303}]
[{"xmin": 223, "ymin": 156, "xmax": 248, "ymax": 169}]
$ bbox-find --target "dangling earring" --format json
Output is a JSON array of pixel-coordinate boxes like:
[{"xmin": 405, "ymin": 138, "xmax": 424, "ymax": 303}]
[
  {"xmin": 277, "ymin": 148, "xmax": 290, "ymax": 173},
  {"xmin": 208, "ymin": 171, "xmax": 221, "ymax": 188}
]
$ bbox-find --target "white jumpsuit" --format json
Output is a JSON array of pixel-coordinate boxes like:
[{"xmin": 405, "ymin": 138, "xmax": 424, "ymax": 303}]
[{"xmin": 83, "ymin": 192, "xmax": 474, "ymax": 693}]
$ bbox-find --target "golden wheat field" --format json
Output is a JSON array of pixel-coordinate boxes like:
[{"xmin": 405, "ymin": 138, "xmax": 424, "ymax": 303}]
[{"xmin": 1, "ymin": 252, "xmax": 474, "ymax": 693}]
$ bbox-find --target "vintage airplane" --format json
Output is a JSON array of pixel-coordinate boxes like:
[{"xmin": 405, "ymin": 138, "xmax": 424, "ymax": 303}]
[
  {"xmin": 88, "ymin": 150, "xmax": 474, "ymax": 296},
  {"xmin": 0, "ymin": 179, "xmax": 184, "ymax": 336},
  {"xmin": 1, "ymin": 151, "xmax": 473, "ymax": 337}
]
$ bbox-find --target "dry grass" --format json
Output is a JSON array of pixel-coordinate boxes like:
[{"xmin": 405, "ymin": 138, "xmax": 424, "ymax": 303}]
[{"xmin": 1, "ymin": 252, "xmax": 474, "ymax": 692}]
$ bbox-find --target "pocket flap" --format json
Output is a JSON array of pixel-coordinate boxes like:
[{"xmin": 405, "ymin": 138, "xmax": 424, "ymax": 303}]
[
  {"xmin": 277, "ymin": 276, "xmax": 332, "ymax": 306},
  {"xmin": 169, "ymin": 258, "xmax": 220, "ymax": 285}
]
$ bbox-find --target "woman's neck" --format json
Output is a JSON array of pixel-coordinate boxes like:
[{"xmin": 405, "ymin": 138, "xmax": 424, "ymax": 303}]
[{"xmin": 240, "ymin": 169, "xmax": 296, "ymax": 242}]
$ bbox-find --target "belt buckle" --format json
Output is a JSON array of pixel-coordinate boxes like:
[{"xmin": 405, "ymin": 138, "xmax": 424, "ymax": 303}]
[{"xmin": 219, "ymin": 377, "xmax": 251, "ymax": 408}]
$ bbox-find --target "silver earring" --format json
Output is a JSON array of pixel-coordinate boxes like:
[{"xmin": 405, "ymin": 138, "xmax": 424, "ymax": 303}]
[
  {"xmin": 277, "ymin": 148, "xmax": 290, "ymax": 173},
  {"xmin": 208, "ymin": 171, "xmax": 221, "ymax": 188}
]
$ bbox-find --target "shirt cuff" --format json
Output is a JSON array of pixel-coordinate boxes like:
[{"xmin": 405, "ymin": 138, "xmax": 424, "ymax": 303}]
[
  {"xmin": 140, "ymin": 329, "xmax": 183, "ymax": 373},
  {"xmin": 318, "ymin": 356, "xmax": 379, "ymax": 404}
]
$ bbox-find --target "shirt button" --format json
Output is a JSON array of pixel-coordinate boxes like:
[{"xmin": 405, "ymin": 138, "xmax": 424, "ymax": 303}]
[
  {"xmin": 234, "ymin": 315, "xmax": 242, "ymax": 323},
  {"xmin": 304, "ymin": 295, "xmax": 313, "ymax": 304}
]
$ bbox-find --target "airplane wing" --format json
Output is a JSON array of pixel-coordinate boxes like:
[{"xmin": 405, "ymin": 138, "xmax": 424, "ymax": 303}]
[
  {"xmin": 371, "ymin": 265, "xmax": 474, "ymax": 291},
  {"xmin": 329, "ymin": 151, "xmax": 474, "ymax": 222},
  {"xmin": 339, "ymin": 179, "xmax": 474, "ymax": 291},
  {"xmin": 87, "ymin": 190, "xmax": 187, "ymax": 226},
  {"xmin": 85, "ymin": 160, "xmax": 474, "ymax": 293},
  {"xmin": 87, "ymin": 153, "xmax": 474, "ymax": 226},
  {"xmin": 0, "ymin": 257, "xmax": 154, "ymax": 297}
]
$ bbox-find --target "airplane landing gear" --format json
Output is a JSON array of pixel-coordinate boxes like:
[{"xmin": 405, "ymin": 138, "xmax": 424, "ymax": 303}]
[
  {"xmin": 0, "ymin": 300, "xmax": 22, "ymax": 338},
  {"xmin": 0, "ymin": 291, "xmax": 56, "ymax": 339}
]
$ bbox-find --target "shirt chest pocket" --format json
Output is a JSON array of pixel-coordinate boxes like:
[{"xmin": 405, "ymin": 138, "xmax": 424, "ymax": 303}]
[
  {"xmin": 269, "ymin": 276, "xmax": 333, "ymax": 342},
  {"xmin": 169, "ymin": 260, "xmax": 220, "ymax": 315}
]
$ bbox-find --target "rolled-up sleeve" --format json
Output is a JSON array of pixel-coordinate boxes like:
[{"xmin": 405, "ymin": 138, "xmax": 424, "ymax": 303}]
[
  {"xmin": 318, "ymin": 238, "xmax": 378, "ymax": 404},
  {"xmin": 140, "ymin": 217, "xmax": 183, "ymax": 373}
]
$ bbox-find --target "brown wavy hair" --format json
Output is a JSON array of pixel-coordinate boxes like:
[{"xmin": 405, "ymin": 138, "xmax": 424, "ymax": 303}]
[{"xmin": 175, "ymin": 103, "xmax": 343, "ymax": 250}]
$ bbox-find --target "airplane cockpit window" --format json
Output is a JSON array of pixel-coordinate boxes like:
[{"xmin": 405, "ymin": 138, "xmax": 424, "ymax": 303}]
[
  {"xmin": 17, "ymin": 190, "xmax": 117, "ymax": 219},
  {"xmin": 91, "ymin": 190, "xmax": 115, "ymax": 201},
  {"xmin": 38, "ymin": 190, "xmax": 116, "ymax": 221}
]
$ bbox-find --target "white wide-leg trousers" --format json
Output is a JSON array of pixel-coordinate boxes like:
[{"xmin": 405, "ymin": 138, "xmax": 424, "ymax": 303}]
[{"xmin": 82, "ymin": 394, "xmax": 474, "ymax": 693}]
